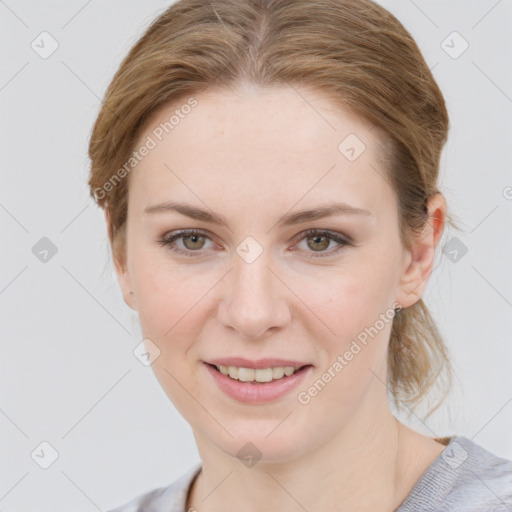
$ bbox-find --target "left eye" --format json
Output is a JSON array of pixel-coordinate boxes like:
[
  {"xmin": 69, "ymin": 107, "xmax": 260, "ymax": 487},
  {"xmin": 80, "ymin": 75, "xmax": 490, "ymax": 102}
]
[
  {"xmin": 157, "ymin": 229, "xmax": 350, "ymax": 258},
  {"xmin": 294, "ymin": 229, "xmax": 349, "ymax": 256}
]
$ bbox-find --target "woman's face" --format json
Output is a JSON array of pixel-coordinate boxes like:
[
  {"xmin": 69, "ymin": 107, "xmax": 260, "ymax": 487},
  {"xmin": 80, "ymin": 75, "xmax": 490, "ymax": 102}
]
[{"xmin": 113, "ymin": 85, "xmax": 429, "ymax": 462}]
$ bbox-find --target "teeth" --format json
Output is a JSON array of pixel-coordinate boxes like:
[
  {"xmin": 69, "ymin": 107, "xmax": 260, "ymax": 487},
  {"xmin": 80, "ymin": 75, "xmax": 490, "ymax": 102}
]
[
  {"xmin": 255, "ymin": 368, "xmax": 273, "ymax": 382},
  {"xmin": 217, "ymin": 365, "xmax": 302, "ymax": 383},
  {"xmin": 272, "ymin": 367, "xmax": 284, "ymax": 379},
  {"xmin": 238, "ymin": 367, "xmax": 255, "ymax": 382}
]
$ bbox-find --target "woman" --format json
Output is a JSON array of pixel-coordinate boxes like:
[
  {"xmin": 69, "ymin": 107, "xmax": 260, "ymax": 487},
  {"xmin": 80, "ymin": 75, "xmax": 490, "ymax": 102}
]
[{"xmin": 88, "ymin": 0, "xmax": 512, "ymax": 510}]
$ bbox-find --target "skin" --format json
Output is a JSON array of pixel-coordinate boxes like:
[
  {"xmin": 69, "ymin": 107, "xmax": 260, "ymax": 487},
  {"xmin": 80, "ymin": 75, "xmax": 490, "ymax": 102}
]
[{"xmin": 109, "ymin": 83, "xmax": 447, "ymax": 511}]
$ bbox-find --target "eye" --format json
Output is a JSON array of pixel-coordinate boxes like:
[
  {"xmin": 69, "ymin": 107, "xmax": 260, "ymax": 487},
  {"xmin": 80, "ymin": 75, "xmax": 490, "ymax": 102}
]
[
  {"xmin": 157, "ymin": 229, "xmax": 214, "ymax": 257},
  {"xmin": 292, "ymin": 229, "xmax": 350, "ymax": 258},
  {"xmin": 157, "ymin": 228, "xmax": 350, "ymax": 258}
]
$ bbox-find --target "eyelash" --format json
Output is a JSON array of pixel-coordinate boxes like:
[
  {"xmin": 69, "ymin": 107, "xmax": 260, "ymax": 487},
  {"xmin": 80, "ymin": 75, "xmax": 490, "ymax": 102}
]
[{"xmin": 157, "ymin": 228, "xmax": 351, "ymax": 258}]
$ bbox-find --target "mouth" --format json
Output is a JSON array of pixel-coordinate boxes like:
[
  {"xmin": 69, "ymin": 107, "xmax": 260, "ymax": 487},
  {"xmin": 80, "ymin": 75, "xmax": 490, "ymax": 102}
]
[
  {"xmin": 204, "ymin": 361, "xmax": 313, "ymax": 403},
  {"xmin": 205, "ymin": 362, "xmax": 313, "ymax": 384}
]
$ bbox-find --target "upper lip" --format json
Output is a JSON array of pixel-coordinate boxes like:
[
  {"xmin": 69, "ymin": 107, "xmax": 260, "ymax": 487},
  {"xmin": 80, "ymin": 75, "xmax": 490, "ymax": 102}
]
[{"xmin": 205, "ymin": 357, "xmax": 312, "ymax": 369}]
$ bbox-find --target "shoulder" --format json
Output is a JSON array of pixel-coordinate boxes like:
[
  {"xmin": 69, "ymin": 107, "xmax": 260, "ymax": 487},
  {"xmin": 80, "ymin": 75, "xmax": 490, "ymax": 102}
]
[
  {"xmin": 106, "ymin": 463, "xmax": 201, "ymax": 512},
  {"xmin": 397, "ymin": 436, "xmax": 512, "ymax": 511}
]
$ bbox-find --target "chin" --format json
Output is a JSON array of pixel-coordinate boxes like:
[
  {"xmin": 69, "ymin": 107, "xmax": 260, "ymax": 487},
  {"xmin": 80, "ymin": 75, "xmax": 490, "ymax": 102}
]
[{"xmin": 209, "ymin": 422, "xmax": 311, "ymax": 465}]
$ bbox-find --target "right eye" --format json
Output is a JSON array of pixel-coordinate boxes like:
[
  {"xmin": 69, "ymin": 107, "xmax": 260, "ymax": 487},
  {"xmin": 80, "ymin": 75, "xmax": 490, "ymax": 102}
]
[{"xmin": 157, "ymin": 229, "xmax": 214, "ymax": 257}]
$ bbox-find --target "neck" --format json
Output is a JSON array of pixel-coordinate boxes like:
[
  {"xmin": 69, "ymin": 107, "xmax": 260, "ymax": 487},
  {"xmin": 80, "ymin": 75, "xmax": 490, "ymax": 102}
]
[{"xmin": 187, "ymin": 398, "xmax": 429, "ymax": 512}]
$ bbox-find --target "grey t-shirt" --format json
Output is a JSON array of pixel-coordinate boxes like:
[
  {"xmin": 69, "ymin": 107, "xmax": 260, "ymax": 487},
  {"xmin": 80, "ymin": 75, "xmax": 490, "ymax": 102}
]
[{"xmin": 107, "ymin": 436, "xmax": 512, "ymax": 512}]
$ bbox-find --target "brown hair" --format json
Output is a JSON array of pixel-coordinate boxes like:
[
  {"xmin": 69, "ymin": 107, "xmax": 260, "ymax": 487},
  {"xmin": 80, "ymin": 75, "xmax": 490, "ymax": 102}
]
[{"xmin": 88, "ymin": 0, "xmax": 458, "ymax": 418}]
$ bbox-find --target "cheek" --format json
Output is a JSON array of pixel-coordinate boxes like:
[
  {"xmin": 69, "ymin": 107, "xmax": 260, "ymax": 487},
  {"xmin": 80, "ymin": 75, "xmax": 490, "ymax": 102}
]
[
  {"xmin": 131, "ymin": 249, "xmax": 207, "ymax": 337},
  {"xmin": 293, "ymin": 259, "xmax": 397, "ymax": 386},
  {"xmin": 132, "ymin": 260, "xmax": 207, "ymax": 409},
  {"xmin": 294, "ymin": 264, "xmax": 392, "ymax": 338}
]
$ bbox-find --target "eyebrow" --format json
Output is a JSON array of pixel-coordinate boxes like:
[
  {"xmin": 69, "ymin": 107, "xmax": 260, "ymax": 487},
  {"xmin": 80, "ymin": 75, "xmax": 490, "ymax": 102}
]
[{"xmin": 144, "ymin": 200, "xmax": 372, "ymax": 228}]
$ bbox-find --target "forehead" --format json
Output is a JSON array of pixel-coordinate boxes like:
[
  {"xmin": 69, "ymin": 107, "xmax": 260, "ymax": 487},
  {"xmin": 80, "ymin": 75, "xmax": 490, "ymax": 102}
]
[{"xmin": 128, "ymin": 85, "xmax": 393, "ymax": 216}]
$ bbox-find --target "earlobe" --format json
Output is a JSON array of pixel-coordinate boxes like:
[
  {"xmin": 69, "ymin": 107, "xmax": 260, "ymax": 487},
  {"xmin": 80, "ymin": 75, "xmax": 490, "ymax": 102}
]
[
  {"xmin": 114, "ymin": 256, "xmax": 138, "ymax": 311},
  {"xmin": 395, "ymin": 194, "xmax": 447, "ymax": 309},
  {"xmin": 103, "ymin": 208, "xmax": 138, "ymax": 311}
]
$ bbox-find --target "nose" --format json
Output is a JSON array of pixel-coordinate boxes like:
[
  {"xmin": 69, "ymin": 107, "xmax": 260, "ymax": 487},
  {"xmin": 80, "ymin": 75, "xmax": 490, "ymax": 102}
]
[{"xmin": 217, "ymin": 251, "xmax": 292, "ymax": 340}]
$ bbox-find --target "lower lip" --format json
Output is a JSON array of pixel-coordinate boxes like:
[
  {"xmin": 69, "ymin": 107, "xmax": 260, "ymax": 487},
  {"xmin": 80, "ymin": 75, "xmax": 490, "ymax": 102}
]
[{"xmin": 204, "ymin": 363, "xmax": 313, "ymax": 404}]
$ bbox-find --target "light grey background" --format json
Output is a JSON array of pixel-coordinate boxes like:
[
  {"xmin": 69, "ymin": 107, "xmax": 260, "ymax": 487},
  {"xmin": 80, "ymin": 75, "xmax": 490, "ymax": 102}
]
[{"xmin": 1, "ymin": 1, "xmax": 511, "ymax": 510}]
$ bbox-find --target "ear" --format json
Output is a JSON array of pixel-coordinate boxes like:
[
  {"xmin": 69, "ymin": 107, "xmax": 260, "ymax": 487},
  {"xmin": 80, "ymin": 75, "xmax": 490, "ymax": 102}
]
[
  {"xmin": 104, "ymin": 209, "xmax": 138, "ymax": 311},
  {"xmin": 395, "ymin": 193, "xmax": 446, "ymax": 309}
]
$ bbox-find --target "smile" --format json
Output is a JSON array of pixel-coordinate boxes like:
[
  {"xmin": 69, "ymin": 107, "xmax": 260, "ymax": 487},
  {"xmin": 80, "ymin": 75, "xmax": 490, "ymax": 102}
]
[
  {"xmin": 214, "ymin": 364, "xmax": 304, "ymax": 383},
  {"xmin": 204, "ymin": 362, "xmax": 313, "ymax": 404}
]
